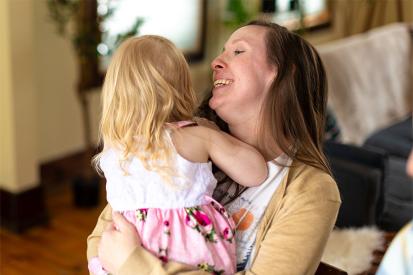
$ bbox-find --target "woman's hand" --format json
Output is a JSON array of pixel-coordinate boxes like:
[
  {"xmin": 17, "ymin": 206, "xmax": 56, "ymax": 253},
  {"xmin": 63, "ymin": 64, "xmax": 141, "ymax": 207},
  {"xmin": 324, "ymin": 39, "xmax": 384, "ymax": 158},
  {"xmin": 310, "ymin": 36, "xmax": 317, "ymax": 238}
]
[{"xmin": 98, "ymin": 211, "xmax": 141, "ymax": 273}]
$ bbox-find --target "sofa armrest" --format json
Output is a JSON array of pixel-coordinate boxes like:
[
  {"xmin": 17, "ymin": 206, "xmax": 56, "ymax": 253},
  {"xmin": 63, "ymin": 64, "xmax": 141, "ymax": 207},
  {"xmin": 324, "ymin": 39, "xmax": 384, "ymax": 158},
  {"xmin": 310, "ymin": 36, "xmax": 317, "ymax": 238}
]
[{"xmin": 324, "ymin": 141, "xmax": 388, "ymax": 227}]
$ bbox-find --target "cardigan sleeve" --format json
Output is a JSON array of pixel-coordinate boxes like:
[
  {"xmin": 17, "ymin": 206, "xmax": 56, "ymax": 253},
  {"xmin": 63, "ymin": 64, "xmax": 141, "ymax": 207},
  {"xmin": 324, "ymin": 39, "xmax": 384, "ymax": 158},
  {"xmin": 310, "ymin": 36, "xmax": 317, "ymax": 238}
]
[
  {"xmin": 117, "ymin": 247, "xmax": 211, "ymax": 275},
  {"xmin": 247, "ymin": 173, "xmax": 341, "ymax": 275},
  {"xmin": 87, "ymin": 204, "xmax": 113, "ymax": 261}
]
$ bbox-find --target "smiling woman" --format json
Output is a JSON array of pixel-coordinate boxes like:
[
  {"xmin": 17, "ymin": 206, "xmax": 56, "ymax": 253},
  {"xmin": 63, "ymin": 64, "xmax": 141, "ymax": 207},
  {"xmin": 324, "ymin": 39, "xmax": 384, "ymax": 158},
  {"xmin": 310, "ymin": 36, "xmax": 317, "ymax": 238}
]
[{"xmin": 87, "ymin": 20, "xmax": 340, "ymax": 275}]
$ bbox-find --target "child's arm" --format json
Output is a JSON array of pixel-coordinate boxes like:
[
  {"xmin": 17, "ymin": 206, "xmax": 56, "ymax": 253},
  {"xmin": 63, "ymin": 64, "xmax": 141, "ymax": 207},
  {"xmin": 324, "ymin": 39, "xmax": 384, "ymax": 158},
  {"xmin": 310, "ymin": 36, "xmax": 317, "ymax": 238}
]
[
  {"xmin": 173, "ymin": 126, "xmax": 268, "ymax": 187},
  {"xmin": 205, "ymin": 127, "xmax": 268, "ymax": 187}
]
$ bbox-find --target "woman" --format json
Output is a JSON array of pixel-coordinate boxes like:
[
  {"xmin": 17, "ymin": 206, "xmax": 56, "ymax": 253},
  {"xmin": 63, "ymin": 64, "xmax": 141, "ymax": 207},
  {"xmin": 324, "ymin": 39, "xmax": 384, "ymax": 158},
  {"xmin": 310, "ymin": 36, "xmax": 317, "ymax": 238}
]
[{"xmin": 87, "ymin": 20, "xmax": 341, "ymax": 274}]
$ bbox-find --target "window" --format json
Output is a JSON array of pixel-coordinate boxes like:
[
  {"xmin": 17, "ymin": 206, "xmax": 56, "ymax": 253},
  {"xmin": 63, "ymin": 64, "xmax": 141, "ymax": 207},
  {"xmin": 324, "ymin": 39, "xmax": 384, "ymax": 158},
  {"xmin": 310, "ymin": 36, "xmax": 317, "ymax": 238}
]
[
  {"xmin": 97, "ymin": 0, "xmax": 206, "ymax": 70},
  {"xmin": 261, "ymin": 0, "xmax": 331, "ymax": 31}
]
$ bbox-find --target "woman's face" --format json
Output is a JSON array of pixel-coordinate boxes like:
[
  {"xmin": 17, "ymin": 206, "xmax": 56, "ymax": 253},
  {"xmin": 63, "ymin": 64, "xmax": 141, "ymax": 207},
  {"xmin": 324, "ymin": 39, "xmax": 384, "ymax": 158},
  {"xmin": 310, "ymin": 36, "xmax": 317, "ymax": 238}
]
[{"xmin": 209, "ymin": 25, "xmax": 276, "ymax": 125}]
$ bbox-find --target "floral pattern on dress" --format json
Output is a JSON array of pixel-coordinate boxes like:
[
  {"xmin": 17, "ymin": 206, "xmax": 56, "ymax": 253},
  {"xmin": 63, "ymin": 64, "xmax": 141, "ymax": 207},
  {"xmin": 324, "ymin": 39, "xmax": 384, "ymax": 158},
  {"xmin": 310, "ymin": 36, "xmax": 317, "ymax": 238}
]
[
  {"xmin": 221, "ymin": 227, "xmax": 235, "ymax": 243},
  {"xmin": 197, "ymin": 262, "xmax": 224, "ymax": 275},
  {"xmin": 210, "ymin": 201, "xmax": 235, "ymax": 243},
  {"xmin": 163, "ymin": 220, "xmax": 170, "ymax": 235},
  {"xmin": 158, "ymin": 247, "xmax": 168, "ymax": 263},
  {"xmin": 185, "ymin": 207, "xmax": 217, "ymax": 243},
  {"xmin": 136, "ymin": 208, "xmax": 148, "ymax": 221},
  {"xmin": 210, "ymin": 201, "xmax": 230, "ymax": 219}
]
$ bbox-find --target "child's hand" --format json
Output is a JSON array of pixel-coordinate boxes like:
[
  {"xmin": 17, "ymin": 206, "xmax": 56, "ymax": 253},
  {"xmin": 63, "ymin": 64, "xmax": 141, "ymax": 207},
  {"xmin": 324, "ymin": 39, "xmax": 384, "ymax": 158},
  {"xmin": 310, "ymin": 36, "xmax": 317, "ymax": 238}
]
[
  {"xmin": 193, "ymin": 117, "xmax": 220, "ymax": 131},
  {"xmin": 98, "ymin": 212, "xmax": 140, "ymax": 273}
]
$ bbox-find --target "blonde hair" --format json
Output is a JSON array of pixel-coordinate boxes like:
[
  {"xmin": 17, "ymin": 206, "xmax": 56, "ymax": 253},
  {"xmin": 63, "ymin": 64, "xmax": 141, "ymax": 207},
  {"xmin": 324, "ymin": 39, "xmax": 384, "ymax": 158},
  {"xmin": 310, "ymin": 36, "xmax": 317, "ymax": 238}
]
[{"xmin": 94, "ymin": 35, "xmax": 197, "ymax": 179}]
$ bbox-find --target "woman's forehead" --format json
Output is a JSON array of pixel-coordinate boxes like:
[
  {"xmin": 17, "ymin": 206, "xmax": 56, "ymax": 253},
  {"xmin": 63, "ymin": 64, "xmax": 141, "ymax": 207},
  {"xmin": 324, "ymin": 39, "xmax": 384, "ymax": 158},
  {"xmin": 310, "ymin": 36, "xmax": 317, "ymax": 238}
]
[{"xmin": 227, "ymin": 25, "xmax": 267, "ymax": 46}]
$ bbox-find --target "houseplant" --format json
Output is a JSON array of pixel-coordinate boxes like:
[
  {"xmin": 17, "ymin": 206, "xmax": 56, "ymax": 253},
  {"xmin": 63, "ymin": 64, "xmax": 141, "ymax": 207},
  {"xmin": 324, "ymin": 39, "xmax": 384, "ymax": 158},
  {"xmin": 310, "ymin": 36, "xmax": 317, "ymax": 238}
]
[{"xmin": 47, "ymin": 0, "xmax": 142, "ymax": 207}]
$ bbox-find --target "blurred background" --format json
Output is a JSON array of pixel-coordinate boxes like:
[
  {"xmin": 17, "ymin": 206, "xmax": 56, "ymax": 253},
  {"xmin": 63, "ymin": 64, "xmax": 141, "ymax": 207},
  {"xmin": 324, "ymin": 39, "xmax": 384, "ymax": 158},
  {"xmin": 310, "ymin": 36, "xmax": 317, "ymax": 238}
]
[{"xmin": 1, "ymin": 0, "xmax": 412, "ymax": 274}]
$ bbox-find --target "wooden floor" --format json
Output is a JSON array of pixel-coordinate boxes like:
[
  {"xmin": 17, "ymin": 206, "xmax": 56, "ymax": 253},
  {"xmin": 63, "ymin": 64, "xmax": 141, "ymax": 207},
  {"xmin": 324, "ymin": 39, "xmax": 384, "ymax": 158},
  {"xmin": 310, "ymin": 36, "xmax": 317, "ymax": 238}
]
[{"xmin": 0, "ymin": 184, "xmax": 106, "ymax": 275}]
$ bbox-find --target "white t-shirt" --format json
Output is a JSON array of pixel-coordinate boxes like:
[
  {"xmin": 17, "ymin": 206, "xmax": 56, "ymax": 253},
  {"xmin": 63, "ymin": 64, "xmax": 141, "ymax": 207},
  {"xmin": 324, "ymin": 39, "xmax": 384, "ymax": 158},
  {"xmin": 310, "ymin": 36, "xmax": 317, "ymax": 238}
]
[{"xmin": 214, "ymin": 154, "xmax": 291, "ymax": 271}]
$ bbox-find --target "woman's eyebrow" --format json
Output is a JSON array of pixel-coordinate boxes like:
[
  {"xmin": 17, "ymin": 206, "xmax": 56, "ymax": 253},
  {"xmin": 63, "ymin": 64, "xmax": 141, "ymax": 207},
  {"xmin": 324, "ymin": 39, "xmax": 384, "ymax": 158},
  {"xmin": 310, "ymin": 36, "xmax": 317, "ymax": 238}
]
[
  {"xmin": 223, "ymin": 39, "xmax": 249, "ymax": 51},
  {"xmin": 231, "ymin": 38, "xmax": 249, "ymax": 45}
]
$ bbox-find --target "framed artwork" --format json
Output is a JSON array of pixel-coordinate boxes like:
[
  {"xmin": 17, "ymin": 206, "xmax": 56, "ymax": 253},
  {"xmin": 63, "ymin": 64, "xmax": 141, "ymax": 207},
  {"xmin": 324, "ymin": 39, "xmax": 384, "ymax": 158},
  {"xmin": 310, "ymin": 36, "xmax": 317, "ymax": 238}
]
[{"xmin": 98, "ymin": 0, "xmax": 207, "ymax": 70}]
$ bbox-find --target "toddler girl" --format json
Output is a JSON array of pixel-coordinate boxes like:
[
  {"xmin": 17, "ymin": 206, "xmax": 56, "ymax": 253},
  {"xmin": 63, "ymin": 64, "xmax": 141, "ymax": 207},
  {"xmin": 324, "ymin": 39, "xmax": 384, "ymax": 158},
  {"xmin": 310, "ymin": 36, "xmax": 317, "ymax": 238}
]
[{"xmin": 88, "ymin": 35, "xmax": 268, "ymax": 275}]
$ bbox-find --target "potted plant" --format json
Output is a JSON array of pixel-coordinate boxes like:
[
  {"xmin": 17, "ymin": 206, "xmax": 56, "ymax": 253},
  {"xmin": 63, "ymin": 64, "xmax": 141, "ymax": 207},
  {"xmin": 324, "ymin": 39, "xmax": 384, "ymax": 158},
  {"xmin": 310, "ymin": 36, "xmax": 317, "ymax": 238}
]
[{"xmin": 47, "ymin": 0, "xmax": 141, "ymax": 207}]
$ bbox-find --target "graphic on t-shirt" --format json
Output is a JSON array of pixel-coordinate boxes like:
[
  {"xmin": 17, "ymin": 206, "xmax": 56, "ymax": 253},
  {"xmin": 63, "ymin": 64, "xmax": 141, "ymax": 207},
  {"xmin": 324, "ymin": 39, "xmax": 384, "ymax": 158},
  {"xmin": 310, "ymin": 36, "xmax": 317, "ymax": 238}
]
[
  {"xmin": 225, "ymin": 155, "xmax": 291, "ymax": 270},
  {"xmin": 232, "ymin": 208, "xmax": 254, "ymax": 231},
  {"xmin": 227, "ymin": 196, "xmax": 261, "ymax": 269}
]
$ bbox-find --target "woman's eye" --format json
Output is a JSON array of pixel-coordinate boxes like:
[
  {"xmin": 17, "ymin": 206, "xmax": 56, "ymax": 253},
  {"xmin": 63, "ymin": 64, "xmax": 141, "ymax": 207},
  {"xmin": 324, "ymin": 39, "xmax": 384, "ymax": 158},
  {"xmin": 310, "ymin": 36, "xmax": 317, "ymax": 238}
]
[{"xmin": 234, "ymin": 50, "xmax": 244, "ymax": 55}]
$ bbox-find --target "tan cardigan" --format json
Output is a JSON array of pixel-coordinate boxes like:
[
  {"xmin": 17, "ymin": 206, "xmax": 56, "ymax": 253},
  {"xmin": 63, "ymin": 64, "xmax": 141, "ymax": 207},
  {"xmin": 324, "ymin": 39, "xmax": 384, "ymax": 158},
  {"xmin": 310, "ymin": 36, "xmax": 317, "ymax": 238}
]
[{"xmin": 87, "ymin": 161, "xmax": 341, "ymax": 275}]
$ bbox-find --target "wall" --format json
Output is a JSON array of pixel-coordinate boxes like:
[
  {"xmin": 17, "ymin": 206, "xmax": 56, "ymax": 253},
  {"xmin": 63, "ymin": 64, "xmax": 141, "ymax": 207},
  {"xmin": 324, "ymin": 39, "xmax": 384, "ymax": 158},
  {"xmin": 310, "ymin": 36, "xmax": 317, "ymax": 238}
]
[
  {"xmin": 34, "ymin": 1, "xmax": 84, "ymax": 162},
  {"xmin": 0, "ymin": 0, "xmax": 38, "ymax": 193},
  {"xmin": 304, "ymin": 0, "xmax": 413, "ymax": 45},
  {"xmin": 0, "ymin": 0, "xmax": 16, "ymax": 191}
]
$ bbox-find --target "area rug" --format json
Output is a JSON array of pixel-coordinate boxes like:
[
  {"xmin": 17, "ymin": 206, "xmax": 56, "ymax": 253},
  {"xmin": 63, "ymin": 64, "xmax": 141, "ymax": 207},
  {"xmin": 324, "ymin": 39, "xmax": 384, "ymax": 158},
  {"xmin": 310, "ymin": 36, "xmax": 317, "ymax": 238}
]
[{"xmin": 321, "ymin": 227, "xmax": 385, "ymax": 275}]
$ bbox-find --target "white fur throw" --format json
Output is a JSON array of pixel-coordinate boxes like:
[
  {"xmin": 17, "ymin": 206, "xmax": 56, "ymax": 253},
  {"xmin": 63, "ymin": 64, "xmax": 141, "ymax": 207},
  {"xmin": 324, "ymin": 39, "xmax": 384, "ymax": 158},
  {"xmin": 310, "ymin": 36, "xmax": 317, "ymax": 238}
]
[
  {"xmin": 322, "ymin": 227, "xmax": 385, "ymax": 275},
  {"xmin": 317, "ymin": 23, "xmax": 413, "ymax": 145}
]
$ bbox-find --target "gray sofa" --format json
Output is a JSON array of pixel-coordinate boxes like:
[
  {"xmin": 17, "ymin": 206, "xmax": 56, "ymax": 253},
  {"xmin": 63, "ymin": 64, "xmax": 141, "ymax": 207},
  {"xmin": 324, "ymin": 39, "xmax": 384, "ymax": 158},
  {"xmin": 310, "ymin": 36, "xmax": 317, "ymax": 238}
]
[
  {"xmin": 318, "ymin": 23, "xmax": 413, "ymax": 231},
  {"xmin": 364, "ymin": 116, "xmax": 412, "ymax": 231}
]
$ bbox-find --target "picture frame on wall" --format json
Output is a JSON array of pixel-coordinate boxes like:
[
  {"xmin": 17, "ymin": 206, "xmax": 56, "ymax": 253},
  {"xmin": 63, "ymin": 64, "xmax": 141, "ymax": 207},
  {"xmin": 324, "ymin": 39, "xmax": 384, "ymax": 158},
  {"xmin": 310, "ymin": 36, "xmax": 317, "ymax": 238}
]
[{"xmin": 98, "ymin": 0, "xmax": 207, "ymax": 71}]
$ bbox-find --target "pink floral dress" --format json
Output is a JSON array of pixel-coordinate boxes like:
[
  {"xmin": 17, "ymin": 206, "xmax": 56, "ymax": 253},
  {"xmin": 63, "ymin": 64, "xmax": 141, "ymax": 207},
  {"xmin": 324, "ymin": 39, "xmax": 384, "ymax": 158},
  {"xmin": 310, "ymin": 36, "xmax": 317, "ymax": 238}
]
[{"xmin": 88, "ymin": 122, "xmax": 236, "ymax": 275}]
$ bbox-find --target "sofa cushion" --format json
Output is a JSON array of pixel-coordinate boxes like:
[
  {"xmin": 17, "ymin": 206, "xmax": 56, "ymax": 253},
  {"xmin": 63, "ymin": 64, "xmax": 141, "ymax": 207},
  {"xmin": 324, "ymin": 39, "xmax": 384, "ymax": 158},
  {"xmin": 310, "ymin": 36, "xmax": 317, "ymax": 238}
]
[
  {"xmin": 378, "ymin": 156, "xmax": 413, "ymax": 231},
  {"xmin": 363, "ymin": 116, "xmax": 412, "ymax": 231},
  {"xmin": 328, "ymin": 157, "xmax": 382, "ymax": 228},
  {"xmin": 317, "ymin": 23, "xmax": 413, "ymax": 145},
  {"xmin": 324, "ymin": 141, "xmax": 387, "ymax": 227},
  {"xmin": 364, "ymin": 115, "xmax": 412, "ymax": 159}
]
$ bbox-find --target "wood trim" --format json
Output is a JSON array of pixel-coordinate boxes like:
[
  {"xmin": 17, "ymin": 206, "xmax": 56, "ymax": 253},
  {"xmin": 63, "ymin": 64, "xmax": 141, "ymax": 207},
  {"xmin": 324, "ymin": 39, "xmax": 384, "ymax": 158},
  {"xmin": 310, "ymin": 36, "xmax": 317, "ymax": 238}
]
[
  {"xmin": 0, "ymin": 185, "xmax": 49, "ymax": 233},
  {"xmin": 39, "ymin": 147, "xmax": 100, "ymax": 190},
  {"xmin": 315, "ymin": 262, "xmax": 348, "ymax": 275}
]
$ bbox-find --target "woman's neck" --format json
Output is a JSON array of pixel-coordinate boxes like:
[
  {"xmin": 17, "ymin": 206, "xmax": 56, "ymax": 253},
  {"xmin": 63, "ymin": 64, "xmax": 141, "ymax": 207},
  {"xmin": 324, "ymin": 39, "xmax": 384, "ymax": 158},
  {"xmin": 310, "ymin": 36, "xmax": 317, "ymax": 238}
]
[
  {"xmin": 228, "ymin": 123, "xmax": 258, "ymax": 148},
  {"xmin": 228, "ymin": 121, "xmax": 283, "ymax": 161}
]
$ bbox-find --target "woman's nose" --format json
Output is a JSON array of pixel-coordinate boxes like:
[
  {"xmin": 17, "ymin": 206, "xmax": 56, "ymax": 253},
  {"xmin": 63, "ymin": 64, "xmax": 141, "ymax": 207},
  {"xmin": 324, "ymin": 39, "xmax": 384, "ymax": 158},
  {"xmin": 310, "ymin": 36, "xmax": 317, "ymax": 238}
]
[{"xmin": 211, "ymin": 55, "xmax": 225, "ymax": 71}]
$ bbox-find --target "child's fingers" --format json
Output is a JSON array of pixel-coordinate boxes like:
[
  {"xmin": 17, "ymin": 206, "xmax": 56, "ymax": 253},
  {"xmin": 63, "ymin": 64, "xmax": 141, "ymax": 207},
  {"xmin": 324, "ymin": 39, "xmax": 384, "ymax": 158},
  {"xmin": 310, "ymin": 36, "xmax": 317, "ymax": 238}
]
[{"xmin": 111, "ymin": 211, "xmax": 131, "ymax": 232}]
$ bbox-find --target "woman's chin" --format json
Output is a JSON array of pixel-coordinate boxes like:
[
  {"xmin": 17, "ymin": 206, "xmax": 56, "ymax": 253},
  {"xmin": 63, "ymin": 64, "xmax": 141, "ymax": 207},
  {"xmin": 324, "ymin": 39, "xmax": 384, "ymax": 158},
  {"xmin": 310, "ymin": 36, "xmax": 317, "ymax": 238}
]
[
  {"xmin": 208, "ymin": 96, "xmax": 220, "ymax": 111},
  {"xmin": 209, "ymin": 96, "xmax": 234, "ymax": 123}
]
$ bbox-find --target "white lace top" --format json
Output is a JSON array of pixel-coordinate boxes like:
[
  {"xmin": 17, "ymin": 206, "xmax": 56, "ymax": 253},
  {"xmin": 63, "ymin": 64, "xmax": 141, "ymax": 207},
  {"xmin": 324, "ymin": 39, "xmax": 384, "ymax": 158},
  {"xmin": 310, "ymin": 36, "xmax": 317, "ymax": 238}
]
[{"xmin": 100, "ymin": 147, "xmax": 217, "ymax": 211}]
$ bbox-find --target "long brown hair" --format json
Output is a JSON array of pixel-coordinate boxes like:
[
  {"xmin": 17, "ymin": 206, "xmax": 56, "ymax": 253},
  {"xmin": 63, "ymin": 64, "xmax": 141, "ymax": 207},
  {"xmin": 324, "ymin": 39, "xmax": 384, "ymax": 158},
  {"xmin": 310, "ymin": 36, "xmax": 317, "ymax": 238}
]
[{"xmin": 248, "ymin": 20, "xmax": 331, "ymax": 175}]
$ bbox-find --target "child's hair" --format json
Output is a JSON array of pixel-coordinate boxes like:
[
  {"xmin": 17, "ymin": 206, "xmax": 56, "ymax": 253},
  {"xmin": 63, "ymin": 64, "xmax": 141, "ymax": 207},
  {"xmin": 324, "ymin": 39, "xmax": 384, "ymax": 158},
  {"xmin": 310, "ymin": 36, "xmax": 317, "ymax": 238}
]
[{"xmin": 94, "ymin": 35, "xmax": 198, "ymax": 179}]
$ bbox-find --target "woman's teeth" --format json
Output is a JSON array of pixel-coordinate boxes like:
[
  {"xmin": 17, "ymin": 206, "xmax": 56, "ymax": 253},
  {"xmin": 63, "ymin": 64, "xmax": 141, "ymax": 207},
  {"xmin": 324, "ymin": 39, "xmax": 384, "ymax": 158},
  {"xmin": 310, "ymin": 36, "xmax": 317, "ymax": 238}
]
[{"xmin": 214, "ymin": 79, "xmax": 233, "ymax": 88}]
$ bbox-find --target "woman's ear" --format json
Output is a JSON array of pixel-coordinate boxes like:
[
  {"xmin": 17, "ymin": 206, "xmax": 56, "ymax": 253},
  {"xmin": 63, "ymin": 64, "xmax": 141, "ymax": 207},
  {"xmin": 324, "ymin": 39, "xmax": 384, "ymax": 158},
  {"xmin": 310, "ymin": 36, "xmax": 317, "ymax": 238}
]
[{"xmin": 264, "ymin": 65, "xmax": 277, "ymax": 94}]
